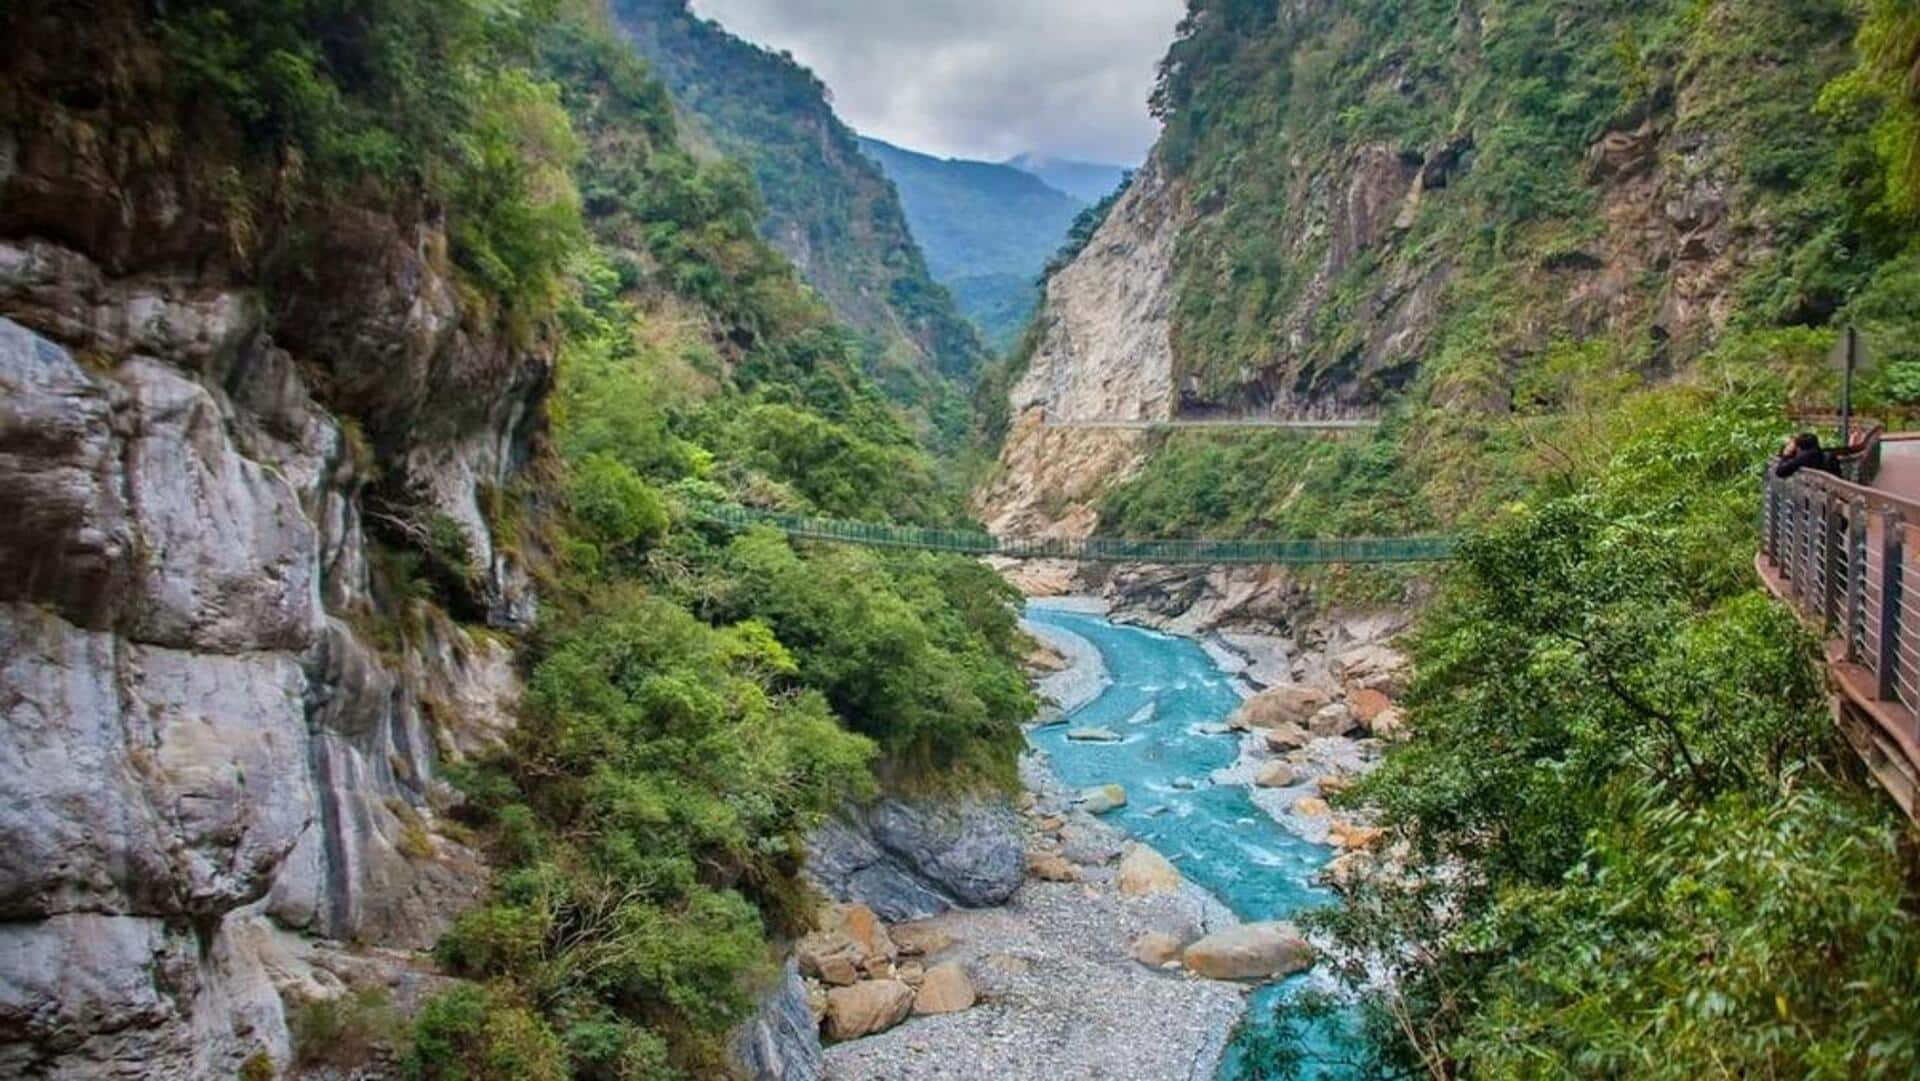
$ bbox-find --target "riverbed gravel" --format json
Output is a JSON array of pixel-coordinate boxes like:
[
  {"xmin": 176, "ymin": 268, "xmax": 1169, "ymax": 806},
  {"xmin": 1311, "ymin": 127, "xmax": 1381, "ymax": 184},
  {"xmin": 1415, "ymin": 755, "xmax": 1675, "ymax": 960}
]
[{"xmin": 822, "ymin": 763, "xmax": 1245, "ymax": 1081}]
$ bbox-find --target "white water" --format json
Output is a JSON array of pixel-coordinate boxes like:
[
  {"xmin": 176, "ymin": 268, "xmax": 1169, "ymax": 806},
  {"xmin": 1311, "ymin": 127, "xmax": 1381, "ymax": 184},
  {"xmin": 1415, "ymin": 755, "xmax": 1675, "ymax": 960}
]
[{"xmin": 1025, "ymin": 604, "xmax": 1359, "ymax": 1079}]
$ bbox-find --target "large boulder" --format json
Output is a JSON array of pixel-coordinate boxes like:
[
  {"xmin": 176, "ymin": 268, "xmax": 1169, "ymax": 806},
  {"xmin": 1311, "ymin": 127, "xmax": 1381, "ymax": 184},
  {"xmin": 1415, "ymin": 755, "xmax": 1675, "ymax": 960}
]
[
  {"xmin": 1308, "ymin": 703, "xmax": 1360, "ymax": 739},
  {"xmin": 1328, "ymin": 821, "xmax": 1385, "ymax": 850},
  {"xmin": 795, "ymin": 930, "xmax": 862, "ymax": 987},
  {"xmin": 1027, "ymin": 852, "xmax": 1081, "ymax": 882},
  {"xmin": 888, "ymin": 922, "xmax": 956, "ymax": 960},
  {"xmin": 1263, "ymin": 723, "xmax": 1311, "ymax": 754},
  {"xmin": 1182, "ymin": 923, "xmax": 1314, "ymax": 981},
  {"xmin": 831, "ymin": 903, "xmax": 896, "ymax": 963},
  {"xmin": 1347, "ymin": 688, "xmax": 1392, "ymax": 724},
  {"xmin": 1233, "ymin": 685, "xmax": 1331, "ymax": 729},
  {"xmin": 1116, "ymin": 844, "xmax": 1183, "ymax": 896},
  {"xmin": 1076, "ymin": 784, "xmax": 1128, "ymax": 815},
  {"xmin": 823, "ymin": 980, "xmax": 915, "ymax": 1041},
  {"xmin": 911, "ymin": 963, "xmax": 976, "ymax": 1015},
  {"xmin": 1331, "ymin": 645, "xmax": 1410, "ymax": 696},
  {"xmin": 1255, "ymin": 762, "xmax": 1299, "ymax": 789},
  {"xmin": 1058, "ymin": 821, "xmax": 1123, "ymax": 864},
  {"xmin": 807, "ymin": 797, "xmax": 1024, "ymax": 921}
]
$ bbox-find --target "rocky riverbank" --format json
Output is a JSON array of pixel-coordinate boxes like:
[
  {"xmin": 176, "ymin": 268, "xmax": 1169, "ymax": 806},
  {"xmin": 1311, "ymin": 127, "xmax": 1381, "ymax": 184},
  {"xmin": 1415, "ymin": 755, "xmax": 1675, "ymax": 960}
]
[
  {"xmin": 1022, "ymin": 598, "xmax": 1112, "ymax": 721},
  {"xmin": 768, "ymin": 588, "xmax": 1411, "ymax": 1081},
  {"xmin": 820, "ymin": 755, "xmax": 1247, "ymax": 1081}
]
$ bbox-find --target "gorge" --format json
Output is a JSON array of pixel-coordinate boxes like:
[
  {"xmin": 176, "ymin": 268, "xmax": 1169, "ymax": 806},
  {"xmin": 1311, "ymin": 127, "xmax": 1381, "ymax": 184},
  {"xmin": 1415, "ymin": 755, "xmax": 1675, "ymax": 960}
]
[{"xmin": 7, "ymin": 0, "xmax": 1920, "ymax": 1079}]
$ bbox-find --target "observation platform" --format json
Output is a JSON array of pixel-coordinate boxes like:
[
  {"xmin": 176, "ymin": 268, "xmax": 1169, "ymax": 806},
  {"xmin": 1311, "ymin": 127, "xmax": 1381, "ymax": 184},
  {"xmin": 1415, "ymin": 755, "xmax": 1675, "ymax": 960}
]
[{"xmin": 1758, "ymin": 435, "xmax": 1920, "ymax": 820}]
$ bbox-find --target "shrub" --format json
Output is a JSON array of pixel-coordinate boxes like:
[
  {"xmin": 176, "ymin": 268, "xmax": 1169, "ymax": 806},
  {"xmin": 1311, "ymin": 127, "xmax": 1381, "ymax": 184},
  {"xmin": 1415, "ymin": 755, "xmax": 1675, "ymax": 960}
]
[
  {"xmin": 404, "ymin": 985, "xmax": 566, "ymax": 1081},
  {"xmin": 568, "ymin": 454, "xmax": 670, "ymax": 551},
  {"xmin": 290, "ymin": 987, "xmax": 403, "ymax": 1071}
]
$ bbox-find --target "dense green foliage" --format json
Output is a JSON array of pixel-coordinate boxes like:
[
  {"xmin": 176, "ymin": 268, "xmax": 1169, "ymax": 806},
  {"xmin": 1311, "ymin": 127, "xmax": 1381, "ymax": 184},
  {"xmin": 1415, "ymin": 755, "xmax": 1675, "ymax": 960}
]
[
  {"xmin": 857, "ymin": 136, "xmax": 1084, "ymax": 348},
  {"xmin": 602, "ymin": 0, "xmax": 988, "ymax": 445},
  {"xmin": 386, "ymin": 9, "xmax": 1034, "ymax": 1077},
  {"xmin": 1145, "ymin": 0, "xmax": 1904, "ymax": 410},
  {"xmin": 1837, "ymin": 0, "xmax": 1920, "ymax": 218},
  {"xmin": 944, "ymin": 272, "xmax": 1043, "ymax": 352},
  {"xmin": 1103, "ymin": 428, "xmax": 1429, "ymax": 541},
  {"xmin": 1284, "ymin": 379, "xmax": 1920, "ymax": 1078},
  {"xmin": 1098, "ymin": 0, "xmax": 1920, "ymax": 559}
]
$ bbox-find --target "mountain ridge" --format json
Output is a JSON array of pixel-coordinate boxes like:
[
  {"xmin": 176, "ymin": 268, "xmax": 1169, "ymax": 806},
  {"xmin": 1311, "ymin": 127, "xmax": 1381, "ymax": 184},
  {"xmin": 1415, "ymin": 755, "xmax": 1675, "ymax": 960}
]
[
  {"xmin": 605, "ymin": 0, "xmax": 988, "ymax": 442},
  {"xmin": 1006, "ymin": 151, "xmax": 1133, "ymax": 203},
  {"xmin": 857, "ymin": 135, "xmax": 1086, "ymax": 349}
]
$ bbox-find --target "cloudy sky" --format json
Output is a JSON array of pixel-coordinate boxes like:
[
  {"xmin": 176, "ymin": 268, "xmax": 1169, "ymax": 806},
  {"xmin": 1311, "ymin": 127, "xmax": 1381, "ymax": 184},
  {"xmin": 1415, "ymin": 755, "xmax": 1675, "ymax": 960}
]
[{"xmin": 690, "ymin": 0, "xmax": 1184, "ymax": 166}]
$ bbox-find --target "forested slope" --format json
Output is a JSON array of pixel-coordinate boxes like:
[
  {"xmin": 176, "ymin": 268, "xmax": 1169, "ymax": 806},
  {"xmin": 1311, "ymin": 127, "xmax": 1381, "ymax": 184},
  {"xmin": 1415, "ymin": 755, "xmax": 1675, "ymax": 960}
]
[
  {"xmin": 982, "ymin": 1, "xmax": 1920, "ymax": 1074},
  {"xmin": 604, "ymin": 0, "xmax": 988, "ymax": 446},
  {"xmin": 858, "ymin": 136, "xmax": 1086, "ymax": 350}
]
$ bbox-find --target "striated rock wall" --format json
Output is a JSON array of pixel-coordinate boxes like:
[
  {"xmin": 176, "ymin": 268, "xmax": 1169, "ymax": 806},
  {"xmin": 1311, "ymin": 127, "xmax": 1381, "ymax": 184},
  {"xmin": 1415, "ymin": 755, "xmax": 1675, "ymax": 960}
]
[
  {"xmin": 807, "ymin": 797, "xmax": 1025, "ymax": 923},
  {"xmin": 732, "ymin": 959, "xmax": 825, "ymax": 1081},
  {"xmin": 0, "ymin": 65, "xmax": 542, "ymax": 1077}
]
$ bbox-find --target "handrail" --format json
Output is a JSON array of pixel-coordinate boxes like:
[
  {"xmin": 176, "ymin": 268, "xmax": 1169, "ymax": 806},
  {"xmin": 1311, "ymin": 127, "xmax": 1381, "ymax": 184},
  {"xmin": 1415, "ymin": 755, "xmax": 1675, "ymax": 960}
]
[
  {"xmin": 685, "ymin": 501, "xmax": 1458, "ymax": 566},
  {"xmin": 1042, "ymin": 416, "xmax": 1383, "ymax": 431},
  {"xmin": 1759, "ymin": 469, "xmax": 1920, "ymax": 818}
]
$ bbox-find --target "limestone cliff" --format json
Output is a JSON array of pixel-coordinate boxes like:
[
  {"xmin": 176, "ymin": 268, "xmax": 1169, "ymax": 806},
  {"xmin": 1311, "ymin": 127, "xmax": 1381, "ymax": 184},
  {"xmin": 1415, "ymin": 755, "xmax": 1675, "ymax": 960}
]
[
  {"xmin": 975, "ymin": 157, "xmax": 1187, "ymax": 539},
  {"xmin": 0, "ymin": 19, "xmax": 542, "ymax": 1077}
]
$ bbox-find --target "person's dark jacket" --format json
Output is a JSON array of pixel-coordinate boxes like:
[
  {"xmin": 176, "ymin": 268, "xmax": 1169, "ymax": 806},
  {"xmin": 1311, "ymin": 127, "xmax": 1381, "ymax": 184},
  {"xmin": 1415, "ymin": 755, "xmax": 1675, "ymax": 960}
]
[{"xmin": 1775, "ymin": 447, "xmax": 1840, "ymax": 478}]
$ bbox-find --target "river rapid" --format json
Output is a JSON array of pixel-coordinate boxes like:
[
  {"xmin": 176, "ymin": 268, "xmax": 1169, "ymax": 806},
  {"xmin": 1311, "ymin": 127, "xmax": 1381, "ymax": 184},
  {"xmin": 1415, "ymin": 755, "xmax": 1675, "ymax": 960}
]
[{"xmin": 1023, "ymin": 602, "xmax": 1356, "ymax": 1080}]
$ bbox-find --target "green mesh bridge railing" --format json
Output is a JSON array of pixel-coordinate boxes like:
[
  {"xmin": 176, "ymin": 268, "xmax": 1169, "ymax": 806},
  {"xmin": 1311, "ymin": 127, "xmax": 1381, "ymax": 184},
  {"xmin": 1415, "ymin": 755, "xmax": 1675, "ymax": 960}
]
[{"xmin": 688, "ymin": 502, "xmax": 1458, "ymax": 565}]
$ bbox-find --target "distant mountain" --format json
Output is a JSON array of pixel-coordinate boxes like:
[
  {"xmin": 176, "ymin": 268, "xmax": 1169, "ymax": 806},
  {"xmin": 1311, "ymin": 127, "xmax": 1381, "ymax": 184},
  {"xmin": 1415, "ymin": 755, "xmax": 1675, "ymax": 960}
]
[
  {"xmin": 1005, "ymin": 152, "xmax": 1132, "ymax": 204},
  {"xmin": 606, "ymin": 0, "xmax": 987, "ymax": 440},
  {"xmin": 858, "ymin": 137, "xmax": 1085, "ymax": 349}
]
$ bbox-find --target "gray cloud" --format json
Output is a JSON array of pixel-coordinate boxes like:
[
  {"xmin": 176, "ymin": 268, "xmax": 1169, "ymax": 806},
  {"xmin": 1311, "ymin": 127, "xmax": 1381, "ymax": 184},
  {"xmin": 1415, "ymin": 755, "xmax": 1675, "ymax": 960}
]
[{"xmin": 689, "ymin": 0, "xmax": 1183, "ymax": 165}]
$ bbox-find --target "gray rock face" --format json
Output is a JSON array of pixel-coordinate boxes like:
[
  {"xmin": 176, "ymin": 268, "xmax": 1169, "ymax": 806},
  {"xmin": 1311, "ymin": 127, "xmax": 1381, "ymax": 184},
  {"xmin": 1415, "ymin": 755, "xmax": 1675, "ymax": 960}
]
[
  {"xmin": 0, "ymin": 913, "xmax": 291, "ymax": 1080},
  {"xmin": 731, "ymin": 959, "xmax": 825, "ymax": 1081},
  {"xmin": 974, "ymin": 154, "xmax": 1185, "ymax": 540},
  {"xmin": 0, "ymin": 198, "xmax": 542, "ymax": 1073},
  {"xmin": 808, "ymin": 797, "xmax": 1025, "ymax": 921}
]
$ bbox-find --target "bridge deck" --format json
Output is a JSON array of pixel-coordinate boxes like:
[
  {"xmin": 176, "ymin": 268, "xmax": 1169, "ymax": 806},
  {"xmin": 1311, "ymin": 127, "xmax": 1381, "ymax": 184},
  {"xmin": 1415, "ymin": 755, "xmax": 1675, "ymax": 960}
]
[
  {"xmin": 1760, "ymin": 447, "xmax": 1920, "ymax": 820},
  {"xmin": 689, "ymin": 502, "xmax": 1455, "ymax": 566}
]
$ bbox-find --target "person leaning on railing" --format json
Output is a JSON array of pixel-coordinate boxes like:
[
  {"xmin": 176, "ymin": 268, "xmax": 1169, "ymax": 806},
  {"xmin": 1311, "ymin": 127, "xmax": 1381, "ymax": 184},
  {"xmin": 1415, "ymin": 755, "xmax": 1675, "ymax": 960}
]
[{"xmin": 1773, "ymin": 428, "xmax": 1882, "ymax": 483}]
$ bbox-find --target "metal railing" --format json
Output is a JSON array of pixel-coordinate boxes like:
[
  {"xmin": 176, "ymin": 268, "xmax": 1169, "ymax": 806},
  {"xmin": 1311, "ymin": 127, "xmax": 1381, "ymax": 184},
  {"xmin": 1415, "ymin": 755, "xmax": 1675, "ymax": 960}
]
[
  {"xmin": 687, "ymin": 501, "xmax": 1457, "ymax": 566},
  {"xmin": 1760, "ymin": 469, "xmax": 1920, "ymax": 809}
]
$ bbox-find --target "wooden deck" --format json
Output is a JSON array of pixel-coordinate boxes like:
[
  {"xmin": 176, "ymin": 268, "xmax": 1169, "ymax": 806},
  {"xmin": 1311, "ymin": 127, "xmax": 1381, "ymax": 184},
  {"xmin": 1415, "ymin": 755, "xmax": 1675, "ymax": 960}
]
[{"xmin": 1759, "ymin": 443, "xmax": 1920, "ymax": 820}]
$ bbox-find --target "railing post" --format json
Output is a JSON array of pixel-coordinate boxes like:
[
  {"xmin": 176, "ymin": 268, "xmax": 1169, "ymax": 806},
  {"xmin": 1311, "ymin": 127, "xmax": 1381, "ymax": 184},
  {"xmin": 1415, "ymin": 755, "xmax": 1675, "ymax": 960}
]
[
  {"xmin": 1847, "ymin": 496, "xmax": 1869, "ymax": 663},
  {"xmin": 1801, "ymin": 488, "xmax": 1820, "ymax": 611},
  {"xmin": 1824, "ymin": 493, "xmax": 1847, "ymax": 633},
  {"xmin": 1876, "ymin": 511, "xmax": 1903, "ymax": 703},
  {"xmin": 1781, "ymin": 482, "xmax": 1798, "ymax": 582},
  {"xmin": 1763, "ymin": 474, "xmax": 1778, "ymax": 564},
  {"xmin": 1791, "ymin": 487, "xmax": 1808, "ymax": 604}
]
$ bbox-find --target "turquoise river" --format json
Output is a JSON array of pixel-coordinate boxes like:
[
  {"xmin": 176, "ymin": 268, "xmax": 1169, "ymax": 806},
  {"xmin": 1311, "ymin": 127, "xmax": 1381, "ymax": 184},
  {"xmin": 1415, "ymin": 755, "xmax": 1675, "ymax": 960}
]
[{"xmin": 1022, "ymin": 603, "xmax": 1357, "ymax": 1080}]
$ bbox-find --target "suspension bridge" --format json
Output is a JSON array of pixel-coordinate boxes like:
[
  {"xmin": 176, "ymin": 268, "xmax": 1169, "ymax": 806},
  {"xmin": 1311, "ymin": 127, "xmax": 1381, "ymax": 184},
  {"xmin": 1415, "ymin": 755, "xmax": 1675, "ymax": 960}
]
[
  {"xmin": 688, "ymin": 501, "xmax": 1457, "ymax": 566},
  {"xmin": 1039, "ymin": 409, "xmax": 1382, "ymax": 433}
]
